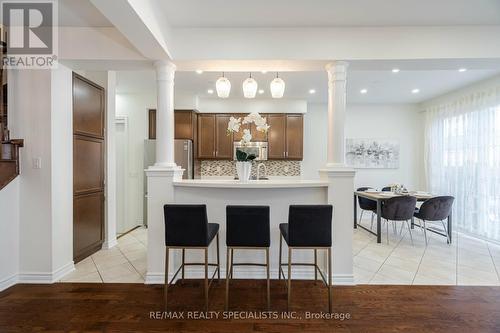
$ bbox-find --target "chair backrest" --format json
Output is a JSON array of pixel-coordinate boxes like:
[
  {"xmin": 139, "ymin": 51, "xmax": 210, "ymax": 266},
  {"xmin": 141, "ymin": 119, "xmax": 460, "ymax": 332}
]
[
  {"xmin": 288, "ymin": 205, "xmax": 333, "ymax": 247},
  {"xmin": 418, "ymin": 196, "xmax": 455, "ymax": 221},
  {"xmin": 163, "ymin": 204, "xmax": 209, "ymax": 246},
  {"xmin": 381, "ymin": 196, "xmax": 417, "ymax": 221},
  {"xmin": 381, "ymin": 186, "xmax": 392, "ymax": 192},
  {"xmin": 357, "ymin": 187, "xmax": 377, "ymax": 211},
  {"xmin": 226, "ymin": 206, "xmax": 270, "ymax": 247}
]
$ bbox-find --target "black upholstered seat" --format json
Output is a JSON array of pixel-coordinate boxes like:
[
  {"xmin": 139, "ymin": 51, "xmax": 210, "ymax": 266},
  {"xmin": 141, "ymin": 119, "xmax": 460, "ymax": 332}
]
[
  {"xmin": 380, "ymin": 196, "xmax": 417, "ymax": 244},
  {"xmin": 381, "ymin": 186, "xmax": 392, "ymax": 192},
  {"xmin": 163, "ymin": 204, "xmax": 219, "ymax": 247},
  {"xmin": 279, "ymin": 205, "xmax": 333, "ymax": 247},
  {"xmin": 413, "ymin": 196, "xmax": 454, "ymax": 244},
  {"xmin": 414, "ymin": 196, "xmax": 454, "ymax": 221},
  {"xmin": 226, "ymin": 206, "xmax": 270, "ymax": 247},
  {"xmin": 357, "ymin": 187, "xmax": 377, "ymax": 211}
]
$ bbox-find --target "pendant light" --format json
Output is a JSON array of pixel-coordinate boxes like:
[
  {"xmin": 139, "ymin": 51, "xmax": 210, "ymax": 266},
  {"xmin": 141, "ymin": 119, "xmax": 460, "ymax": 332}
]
[
  {"xmin": 242, "ymin": 72, "xmax": 258, "ymax": 98},
  {"xmin": 216, "ymin": 72, "xmax": 231, "ymax": 98},
  {"xmin": 270, "ymin": 72, "xmax": 285, "ymax": 98}
]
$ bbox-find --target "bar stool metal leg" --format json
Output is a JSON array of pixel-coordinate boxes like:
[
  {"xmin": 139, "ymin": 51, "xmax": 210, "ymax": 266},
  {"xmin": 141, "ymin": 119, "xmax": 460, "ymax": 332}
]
[
  {"xmin": 314, "ymin": 249, "xmax": 318, "ymax": 282},
  {"xmin": 328, "ymin": 248, "xmax": 332, "ymax": 313},
  {"xmin": 266, "ymin": 247, "xmax": 270, "ymax": 310},
  {"xmin": 287, "ymin": 247, "xmax": 292, "ymax": 311},
  {"xmin": 230, "ymin": 249, "xmax": 234, "ymax": 279},
  {"xmin": 164, "ymin": 247, "xmax": 169, "ymax": 311},
  {"xmin": 225, "ymin": 247, "xmax": 230, "ymax": 311},
  {"xmin": 181, "ymin": 249, "xmax": 185, "ymax": 281},
  {"xmin": 216, "ymin": 233, "xmax": 220, "ymax": 280},
  {"xmin": 204, "ymin": 248, "xmax": 209, "ymax": 312},
  {"xmin": 278, "ymin": 235, "xmax": 282, "ymax": 280}
]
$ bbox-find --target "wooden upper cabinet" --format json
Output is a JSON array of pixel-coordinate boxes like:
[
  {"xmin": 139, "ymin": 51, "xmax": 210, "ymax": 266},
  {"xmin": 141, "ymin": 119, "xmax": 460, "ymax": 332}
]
[
  {"xmin": 285, "ymin": 114, "xmax": 304, "ymax": 160},
  {"xmin": 267, "ymin": 114, "xmax": 286, "ymax": 159},
  {"xmin": 215, "ymin": 114, "xmax": 233, "ymax": 159},
  {"xmin": 175, "ymin": 110, "xmax": 196, "ymax": 140},
  {"xmin": 250, "ymin": 119, "xmax": 268, "ymax": 141},
  {"xmin": 197, "ymin": 114, "xmax": 216, "ymax": 158}
]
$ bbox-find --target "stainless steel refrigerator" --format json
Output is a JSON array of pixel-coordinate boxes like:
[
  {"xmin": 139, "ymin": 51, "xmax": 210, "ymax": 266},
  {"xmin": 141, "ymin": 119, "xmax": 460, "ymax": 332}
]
[{"xmin": 143, "ymin": 139, "xmax": 194, "ymax": 225}]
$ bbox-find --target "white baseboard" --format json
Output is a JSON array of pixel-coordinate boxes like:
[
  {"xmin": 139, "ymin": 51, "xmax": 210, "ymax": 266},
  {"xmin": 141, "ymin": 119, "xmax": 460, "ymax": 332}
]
[
  {"xmin": 146, "ymin": 267, "xmax": 354, "ymax": 285},
  {"xmin": 103, "ymin": 238, "xmax": 118, "ymax": 249},
  {"xmin": 0, "ymin": 274, "xmax": 18, "ymax": 292},
  {"xmin": 17, "ymin": 261, "xmax": 75, "ymax": 284}
]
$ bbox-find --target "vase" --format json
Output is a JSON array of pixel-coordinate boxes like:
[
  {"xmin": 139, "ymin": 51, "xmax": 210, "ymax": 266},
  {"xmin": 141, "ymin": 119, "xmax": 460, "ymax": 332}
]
[{"xmin": 236, "ymin": 161, "xmax": 252, "ymax": 182}]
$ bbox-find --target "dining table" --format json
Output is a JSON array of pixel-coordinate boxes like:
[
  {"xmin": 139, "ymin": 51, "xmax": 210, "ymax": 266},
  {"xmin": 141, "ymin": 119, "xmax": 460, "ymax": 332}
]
[{"xmin": 353, "ymin": 191, "xmax": 452, "ymax": 244}]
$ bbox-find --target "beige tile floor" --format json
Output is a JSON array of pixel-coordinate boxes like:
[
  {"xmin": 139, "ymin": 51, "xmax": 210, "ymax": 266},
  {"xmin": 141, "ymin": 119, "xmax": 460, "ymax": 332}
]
[
  {"xmin": 61, "ymin": 222, "xmax": 500, "ymax": 285},
  {"xmin": 60, "ymin": 227, "xmax": 147, "ymax": 283}
]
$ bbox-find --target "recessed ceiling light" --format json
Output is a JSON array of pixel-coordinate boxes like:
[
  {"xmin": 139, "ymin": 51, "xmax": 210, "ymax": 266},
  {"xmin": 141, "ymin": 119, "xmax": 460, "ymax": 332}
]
[
  {"xmin": 196, "ymin": 70, "xmax": 203, "ymax": 74},
  {"xmin": 258, "ymin": 89, "xmax": 264, "ymax": 94},
  {"xmin": 458, "ymin": 68, "xmax": 467, "ymax": 72},
  {"xmin": 261, "ymin": 70, "xmax": 268, "ymax": 74},
  {"xmin": 309, "ymin": 89, "xmax": 316, "ymax": 94},
  {"xmin": 392, "ymin": 68, "xmax": 400, "ymax": 73},
  {"xmin": 411, "ymin": 88, "xmax": 420, "ymax": 94},
  {"xmin": 207, "ymin": 89, "xmax": 214, "ymax": 94},
  {"xmin": 360, "ymin": 89, "xmax": 368, "ymax": 94}
]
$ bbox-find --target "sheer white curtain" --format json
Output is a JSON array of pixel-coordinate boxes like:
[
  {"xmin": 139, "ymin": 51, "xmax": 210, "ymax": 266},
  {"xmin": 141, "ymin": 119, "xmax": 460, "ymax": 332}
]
[{"xmin": 424, "ymin": 85, "xmax": 500, "ymax": 242}]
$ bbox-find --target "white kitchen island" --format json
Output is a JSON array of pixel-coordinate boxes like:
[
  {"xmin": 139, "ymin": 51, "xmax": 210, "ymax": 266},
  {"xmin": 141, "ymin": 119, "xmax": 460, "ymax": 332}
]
[{"xmin": 145, "ymin": 170, "xmax": 355, "ymax": 286}]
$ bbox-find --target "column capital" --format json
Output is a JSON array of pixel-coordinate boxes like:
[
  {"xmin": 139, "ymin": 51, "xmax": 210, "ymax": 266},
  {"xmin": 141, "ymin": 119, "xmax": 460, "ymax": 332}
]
[
  {"xmin": 154, "ymin": 60, "xmax": 176, "ymax": 81},
  {"xmin": 325, "ymin": 61, "xmax": 349, "ymax": 82}
]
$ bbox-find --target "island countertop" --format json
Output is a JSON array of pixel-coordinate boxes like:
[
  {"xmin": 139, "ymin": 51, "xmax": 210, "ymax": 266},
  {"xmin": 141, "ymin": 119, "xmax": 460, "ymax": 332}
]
[{"xmin": 172, "ymin": 178, "xmax": 329, "ymax": 189}]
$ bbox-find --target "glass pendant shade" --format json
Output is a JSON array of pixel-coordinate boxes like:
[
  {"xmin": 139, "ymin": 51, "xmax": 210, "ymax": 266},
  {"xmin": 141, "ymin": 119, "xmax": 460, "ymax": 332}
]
[
  {"xmin": 270, "ymin": 77, "xmax": 285, "ymax": 98},
  {"xmin": 216, "ymin": 76, "xmax": 231, "ymax": 98},
  {"xmin": 242, "ymin": 77, "xmax": 258, "ymax": 98}
]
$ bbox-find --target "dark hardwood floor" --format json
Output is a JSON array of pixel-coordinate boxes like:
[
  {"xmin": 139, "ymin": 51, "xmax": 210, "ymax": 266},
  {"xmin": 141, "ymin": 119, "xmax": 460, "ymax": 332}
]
[{"xmin": 1, "ymin": 280, "xmax": 500, "ymax": 332}]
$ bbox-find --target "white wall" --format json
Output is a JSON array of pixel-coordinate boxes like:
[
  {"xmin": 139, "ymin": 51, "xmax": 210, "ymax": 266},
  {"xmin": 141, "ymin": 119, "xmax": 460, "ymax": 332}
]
[
  {"xmin": 303, "ymin": 103, "xmax": 424, "ymax": 190},
  {"xmin": 0, "ymin": 178, "xmax": 19, "ymax": 290},
  {"xmin": 50, "ymin": 65, "xmax": 74, "ymax": 272},
  {"xmin": 116, "ymin": 92, "xmax": 156, "ymax": 228},
  {"xmin": 197, "ymin": 98, "xmax": 307, "ymax": 114}
]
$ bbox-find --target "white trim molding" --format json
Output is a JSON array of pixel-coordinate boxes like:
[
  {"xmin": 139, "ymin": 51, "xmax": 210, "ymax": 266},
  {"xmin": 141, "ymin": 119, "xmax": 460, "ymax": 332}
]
[{"xmin": 17, "ymin": 262, "xmax": 75, "ymax": 284}]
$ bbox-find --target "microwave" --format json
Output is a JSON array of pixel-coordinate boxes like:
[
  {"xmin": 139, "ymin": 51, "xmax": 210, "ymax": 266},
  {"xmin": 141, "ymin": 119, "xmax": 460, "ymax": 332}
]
[{"xmin": 233, "ymin": 142, "xmax": 268, "ymax": 161}]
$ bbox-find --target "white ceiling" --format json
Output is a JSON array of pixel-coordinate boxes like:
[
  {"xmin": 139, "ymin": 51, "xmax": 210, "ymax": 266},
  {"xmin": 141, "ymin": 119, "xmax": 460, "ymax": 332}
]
[
  {"xmin": 116, "ymin": 67, "xmax": 500, "ymax": 104},
  {"xmin": 59, "ymin": 0, "xmax": 113, "ymax": 27},
  {"xmin": 156, "ymin": 0, "xmax": 500, "ymax": 28}
]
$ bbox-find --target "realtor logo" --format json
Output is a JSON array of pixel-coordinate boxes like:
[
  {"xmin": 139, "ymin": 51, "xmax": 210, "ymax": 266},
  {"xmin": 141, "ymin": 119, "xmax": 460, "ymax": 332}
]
[{"xmin": 1, "ymin": 0, "xmax": 58, "ymax": 68}]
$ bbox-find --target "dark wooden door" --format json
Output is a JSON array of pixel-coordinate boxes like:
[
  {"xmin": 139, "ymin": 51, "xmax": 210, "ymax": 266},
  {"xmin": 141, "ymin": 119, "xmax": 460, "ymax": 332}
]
[
  {"xmin": 286, "ymin": 114, "xmax": 304, "ymax": 159},
  {"xmin": 198, "ymin": 114, "xmax": 215, "ymax": 158},
  {"xmin": 215, "ymin": 114, "xmax": 233, "ymax": 159},
  {"xmin": 73, "ymin": 73, "xmax": 105, "ymax": 263},
  {"xmin": 267, "ymin": 114, "xmax": 286, "ymax": 159}
]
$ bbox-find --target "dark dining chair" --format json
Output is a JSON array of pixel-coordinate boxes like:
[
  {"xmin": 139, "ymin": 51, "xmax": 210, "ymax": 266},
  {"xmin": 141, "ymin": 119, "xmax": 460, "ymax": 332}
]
[
  {"xmin": 357, "ymin": 187, "xmax": 377, "ymax": 230},
  {"xmin": 225, "ymin": 205, "xmax": 271, "ymax": 311},
  {"xmin": 381, "ymin": 196, "xmax": 417, "ymax": 244},
  {"xmin": 279, "ymin": 205, "xmax": 333, "ymax": 313},
  {"xmin": 414, "ymin": 196, "xmax": 454, "ymax": 245},
  {"xmin": 381, "ymin": 186, "xmax": 392, "ymax": 192},
  {"xmin": 163, "ymin": 204, "xmax": 220, "ymax": 312}
]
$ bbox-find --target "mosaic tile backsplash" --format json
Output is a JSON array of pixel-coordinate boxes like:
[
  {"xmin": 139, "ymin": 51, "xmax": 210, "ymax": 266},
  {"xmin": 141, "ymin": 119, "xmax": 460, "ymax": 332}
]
[{"xmin": 200, "ymin": 160, "xmax": 301, "ymax": 177}]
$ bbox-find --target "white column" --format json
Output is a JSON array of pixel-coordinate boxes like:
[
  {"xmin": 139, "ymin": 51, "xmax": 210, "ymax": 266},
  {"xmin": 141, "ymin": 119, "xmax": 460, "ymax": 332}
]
[
  {"xmin": 320, "ymin": 61, "xmax": 356, "ymax": 285},
  {"xmin": 154, "ymin": 60, "xmax": 177, "ymax": 169},
  {"xmin": 325, "ymin": 61, "xmax": 348, "ymax": 168}
]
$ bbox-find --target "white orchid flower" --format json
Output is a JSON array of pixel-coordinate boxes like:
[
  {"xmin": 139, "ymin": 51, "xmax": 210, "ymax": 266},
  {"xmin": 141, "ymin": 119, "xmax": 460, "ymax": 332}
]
[
  {"xmin": 241, "ymin": 128, "xmax": 252, "ymax": 144},
  {"xmin": 227, "ymin": 117, "xmax": 241, "ymax": 133}
]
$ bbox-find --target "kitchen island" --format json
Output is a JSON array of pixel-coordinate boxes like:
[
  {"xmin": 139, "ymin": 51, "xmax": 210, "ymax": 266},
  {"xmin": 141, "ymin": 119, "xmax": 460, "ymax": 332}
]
[{"xmin": 145, "ymin": 170, "xmax": 355, "ymax": 286}]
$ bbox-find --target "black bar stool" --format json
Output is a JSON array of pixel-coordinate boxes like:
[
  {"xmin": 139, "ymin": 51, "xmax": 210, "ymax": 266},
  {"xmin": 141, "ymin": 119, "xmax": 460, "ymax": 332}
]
[
  {"xmin": 225, "ymin": 205, "xmax": 270, "ymax": 311},
  {"xmin": 163, "ymin": 204, "xmax": 220, "ymax": 311},
  {"xmin": 414, "ymin": 196, "xmax": 454, "ymax": 245},
  {"xmin": 278, "ymin": 205, "xmax": 333, "ymax": 312}
]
